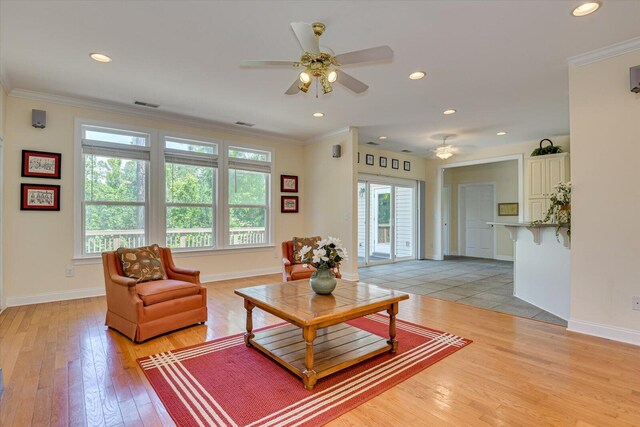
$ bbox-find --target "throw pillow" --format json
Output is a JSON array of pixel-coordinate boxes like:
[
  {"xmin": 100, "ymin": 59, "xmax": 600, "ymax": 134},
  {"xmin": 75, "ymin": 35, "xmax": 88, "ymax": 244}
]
[
  {"xmin": 117, "ymin": 244, "xmax": 168, "ymax": 283},
  {"xmin": 292, "ymin": 236, "xmax": 321, "ymax": 264}
]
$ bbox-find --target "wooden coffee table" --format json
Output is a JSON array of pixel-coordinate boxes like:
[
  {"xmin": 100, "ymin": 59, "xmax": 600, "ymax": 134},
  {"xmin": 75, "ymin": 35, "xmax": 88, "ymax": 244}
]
[{"xmin": 234, "ymin": 279, "xmax": 409, "ymax": 390}]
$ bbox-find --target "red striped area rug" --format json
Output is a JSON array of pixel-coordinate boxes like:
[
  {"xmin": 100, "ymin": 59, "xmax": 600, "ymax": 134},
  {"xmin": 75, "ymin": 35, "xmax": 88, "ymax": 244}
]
[{"xmin": 137, "ymin": 314, "xmax": 471, "ymax": 427}]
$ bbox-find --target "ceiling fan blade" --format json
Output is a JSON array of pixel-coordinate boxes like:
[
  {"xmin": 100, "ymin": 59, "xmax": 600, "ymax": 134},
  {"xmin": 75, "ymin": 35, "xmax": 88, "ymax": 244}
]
[
  {"xmin": 336, "ymin": 71, "xmax": 369, "ymax": 94},
  {"xmin": 290, "ymin": 22, "xmax": 320, "ymax": 54},
  {"xmin": 240, "ymin": 60, "xmax": 297, "ymax": 68},
  {"xmin": 284, "ymin": 79, "xmax": 300, "ymax": 95},
  {"xmin": 334, "ymin": 46, "xmax": 394, "ymax": 65}
]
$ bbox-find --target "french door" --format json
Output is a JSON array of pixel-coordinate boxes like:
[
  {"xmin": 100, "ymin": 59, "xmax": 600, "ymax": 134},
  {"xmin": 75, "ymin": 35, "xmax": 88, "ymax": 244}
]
[{"xmin": 357, "ymin": 177, "xmax": 416, "ymax": 266}]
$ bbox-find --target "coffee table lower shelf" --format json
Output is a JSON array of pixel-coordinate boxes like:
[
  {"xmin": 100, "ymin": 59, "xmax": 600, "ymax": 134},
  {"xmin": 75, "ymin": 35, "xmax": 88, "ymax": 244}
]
[{"xmin": 249, "ymin": 322, "xmax": 391, "ymax": 386}]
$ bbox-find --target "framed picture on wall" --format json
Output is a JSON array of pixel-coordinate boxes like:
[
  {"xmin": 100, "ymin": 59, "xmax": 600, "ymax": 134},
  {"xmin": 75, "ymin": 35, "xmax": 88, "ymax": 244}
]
[
  {"xmin": 21, "ymin": 150, "xmax": 62, "ymax": 179},
  {"xmin": 281, "ymin": 196, "xmax": 299, "ymax": 213},
  {"xmin": 380, "ymin": 157, "xmax": 387, "ymax": 168},
  {"xmin": 404, "ymin": 161, "xmax": 411, "ymax": 171},
  {"xmin": 391, "ymin": 159, "xmax": 399, "ymax": 169},
  {"xmin": 365, "ymin": 154, "xmax": 374, "ymax": 165},
  {"xmin": 21, "ymin": 183, "xmax": 60, "ymax": 211},
  {"xmin": 358, "ymin": 152, "xmax": 360, "ymax": 163},
  {"xmin": 498, "ymin": 203, "xmax": 519, "ymax": 216},
  {"xmin": 280, "ymin": 175, "xmax": 298, "ymax": 192}
]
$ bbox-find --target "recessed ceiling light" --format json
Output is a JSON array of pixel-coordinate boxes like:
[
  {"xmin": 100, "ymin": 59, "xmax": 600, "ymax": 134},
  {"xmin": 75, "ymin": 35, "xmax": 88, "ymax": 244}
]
[
  {"xmin": 90, "ymin": 53, "xmax": 112, "ymax": 63},
  {"xmin": 572, "ymin": 1, "xmax": 601, "ymax": 17},
  {"xmin": 378, "ymin": 136, "xmax": 387, "ymax": 140},
  {"xmin": 313, "ymin": 112, "xmax": 324, "ymax": 118},
  {"xmin": 496, "ymin": 131, "xmax": 508, "ymax": 136},
  {"xmin": 443, "ymin": 109, "xmax": 457, "ymax": 115},
  {"xmin": 409, "ymin": 71, "xmax": 426, "ymax": 80}
]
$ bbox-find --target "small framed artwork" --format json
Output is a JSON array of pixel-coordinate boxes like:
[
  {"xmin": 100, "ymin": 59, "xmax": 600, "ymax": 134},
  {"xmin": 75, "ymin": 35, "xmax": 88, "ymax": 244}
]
[
  {"xmin": 498, "ymin": 203, "xmax": 519, "ymax": 216},
  {"xmin": 280, "ymin": 175, "xmax": 298, "ymax": 193},
  {"xmin": 21, "ymin": 150, "xmax": 62, "ymax": 179},
  {"xmin": 391, "ymin": 159, "xmax": 399, "ymax": 169},
  {"xmin": 21, "ymin": 183, "xmax": 60, "ymax": 211},
  {"xmin": 379, "ymin": 157, "xmax": 387, "ymax": 168},
  {"xmin": 365, "ymin": 154, "xmax": 374, "ymax": 166},
  {"xmin": 404, "ymin": 161, "xmax": 411, "ymax": 172},
  {"xmin": 281, "ymin": 195, "xmax": 299, "ymax": 213},
  {"xmin": 357, "ymin": 152, "xmax": 360, "ymax": 163}
]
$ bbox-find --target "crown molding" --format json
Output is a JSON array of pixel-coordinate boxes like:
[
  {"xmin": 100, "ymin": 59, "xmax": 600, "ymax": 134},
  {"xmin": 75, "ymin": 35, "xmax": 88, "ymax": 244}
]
[
  {"xmin": 303, "ymin": 127, "xmax": 351, "ymax": 144},
  {"xmin": 0, "ymin": 63, "xmax": 11, "ymax": 94},
  {"xmin": 8, "ymin": 88, "xmax": 305, "ymax": 145},
  {"xmin": 568, "ymin": 36, "xmax": 640, "ymax": 66}
]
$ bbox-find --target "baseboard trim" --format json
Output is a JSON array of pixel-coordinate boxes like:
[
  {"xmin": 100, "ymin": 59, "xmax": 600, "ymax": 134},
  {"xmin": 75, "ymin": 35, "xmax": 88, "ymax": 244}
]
[
  {"xmin": 495, "ymin": 255, "xmax": 514, "ymax": 262},
  {"xmin": 200, "ymin": 267, "xmax": 281, "ymax": 284},
  {"xmin": 6, "ymin": 287, "xmax": 106, "ymax": 307},
  {"xmin": 568, "ymin": 318, "xmax": 640, "ymax": 347}
]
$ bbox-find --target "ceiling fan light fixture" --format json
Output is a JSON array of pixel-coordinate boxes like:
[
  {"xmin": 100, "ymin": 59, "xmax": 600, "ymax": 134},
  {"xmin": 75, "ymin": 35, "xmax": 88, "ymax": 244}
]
[
  {"xmin": 572, "ymin": 1, "xmax": 601, "ymax": 16},
  {"xmin": 299, "ymin": 71, "xmax": 311, "ymax": 84},
  {"xmin": 298, "ymin": 79, "xmax": 311, "ymax": 93},
  {"xmin": 320, "ymin": 76, "xmax": 333, "ymax": 94},
  {"xmin": 327, "ymin": 70, "xmax": 338, "ymax": 83},
  {"xmin": 436, "ymin": 151, "xmax": 453, "ymax": 160}
]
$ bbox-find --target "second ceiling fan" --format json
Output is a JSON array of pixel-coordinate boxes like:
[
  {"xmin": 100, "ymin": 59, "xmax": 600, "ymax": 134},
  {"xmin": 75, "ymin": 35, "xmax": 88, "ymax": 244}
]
[{"xmin": 240, "ymin": 22, "xmax": 393, "ymax": 96}]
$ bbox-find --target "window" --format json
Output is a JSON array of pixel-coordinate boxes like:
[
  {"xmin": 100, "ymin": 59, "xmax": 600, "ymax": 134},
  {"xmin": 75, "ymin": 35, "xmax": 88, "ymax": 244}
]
[
  {"xmin": 227, "ymin": 147, "xmax": 271, "ymax": 246},
  {"xmin": 164, "ymin": 136, "xmax": 218, "ymax": 250},
  {"xmin": 80, "ymin": 125, "xmax": 150, "ymax": 254},
  {"xmin": 76, "ymin": 120, "xmax": 273, "ymax": 257}
]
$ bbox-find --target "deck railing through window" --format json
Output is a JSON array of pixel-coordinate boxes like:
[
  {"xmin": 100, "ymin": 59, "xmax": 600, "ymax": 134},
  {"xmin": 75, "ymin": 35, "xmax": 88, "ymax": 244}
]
[{"xmin": 85, "ymin": 227, "xmax": 266, "ymax": 253}]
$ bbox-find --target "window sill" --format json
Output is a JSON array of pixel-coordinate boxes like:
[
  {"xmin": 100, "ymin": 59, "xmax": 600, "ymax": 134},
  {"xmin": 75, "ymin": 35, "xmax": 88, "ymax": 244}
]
[{"xmin": 72, "ymin": 244, "xmax": 276, "ymax": 265}]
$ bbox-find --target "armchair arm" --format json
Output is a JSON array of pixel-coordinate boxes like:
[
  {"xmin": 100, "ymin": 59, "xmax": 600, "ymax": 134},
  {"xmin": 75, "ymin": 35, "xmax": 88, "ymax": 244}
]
[
  {"xmin": 110, "ymin": 274, "xmax": 137, "ymax": 287},
  {"xmin": 282, "ymin": 258, "xmax": 291, "ymax": 267}
]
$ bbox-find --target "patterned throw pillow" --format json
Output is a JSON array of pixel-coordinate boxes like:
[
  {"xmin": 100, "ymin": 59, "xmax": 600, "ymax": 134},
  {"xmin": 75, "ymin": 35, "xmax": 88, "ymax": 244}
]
[
  {"xmin": 292, "ymin": 236, "xmax": 321, "ymax": 264},
  {"xmin": 117, "ymin": 244, "xmax": 168, "ymax": 283}
]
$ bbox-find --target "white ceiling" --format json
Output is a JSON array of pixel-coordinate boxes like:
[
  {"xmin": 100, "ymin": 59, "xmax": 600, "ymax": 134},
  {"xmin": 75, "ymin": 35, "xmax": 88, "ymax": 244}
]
[{"xmin": 2, "ymin": 1, "xmax": 640, "ymax": 156}]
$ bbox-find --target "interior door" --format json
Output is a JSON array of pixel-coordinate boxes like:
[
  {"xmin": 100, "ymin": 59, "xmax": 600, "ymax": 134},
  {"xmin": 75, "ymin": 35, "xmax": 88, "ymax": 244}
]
[
  {"xmin": 462, "ymin": 184, "xmax": 494, "ymax": 259},
  {"xmin": 442, "ymin": 186, "xmax": 450, "ymax": 256}
]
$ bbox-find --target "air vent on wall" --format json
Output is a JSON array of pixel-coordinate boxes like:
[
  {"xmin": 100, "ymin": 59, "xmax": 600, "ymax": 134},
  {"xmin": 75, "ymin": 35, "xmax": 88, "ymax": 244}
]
[
  {"xmin": 235, "ymin": 121, "xmax": 255, "ymax": 127},
  {"xmin": 366, "ymin": 141, "xmax": 380, "ymax": 146},
  {"xmin": 401, "ymin": 149, "xmax": 412, "ymax": 153},
  {"xmin": 134, "ymin": 100, "xmax": 160, "ymax": 108}
]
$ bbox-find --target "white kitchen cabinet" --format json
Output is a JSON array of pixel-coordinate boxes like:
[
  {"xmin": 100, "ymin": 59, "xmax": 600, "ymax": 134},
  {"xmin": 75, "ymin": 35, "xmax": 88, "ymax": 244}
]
[{"xmin": 526, "ymin": 153, "xmax": 570, "ymax": 221}]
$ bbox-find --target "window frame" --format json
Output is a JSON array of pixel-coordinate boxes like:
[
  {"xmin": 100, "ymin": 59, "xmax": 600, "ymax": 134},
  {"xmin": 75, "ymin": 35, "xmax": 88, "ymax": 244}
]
[{"xmin": 74, "ymin": 118, "xmax": 275, "ymax": 259}]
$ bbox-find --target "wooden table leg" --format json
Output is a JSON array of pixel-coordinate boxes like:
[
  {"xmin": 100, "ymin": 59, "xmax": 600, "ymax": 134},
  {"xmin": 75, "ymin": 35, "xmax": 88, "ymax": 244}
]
[
  {"xmin": 302, "ymin": 326, "xmax": 317, "ymax": 390},
  {"xmin": 244, "ymin": 300, "xmax": 254, "ymax": 347},
  {"xmin": 387, "ymin": 302, "xmax": 398, "ymax": 353}
]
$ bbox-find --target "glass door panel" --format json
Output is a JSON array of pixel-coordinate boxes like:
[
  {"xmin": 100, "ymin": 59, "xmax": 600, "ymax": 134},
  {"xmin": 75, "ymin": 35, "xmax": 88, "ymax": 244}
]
[
  {"xmin": 357, "ymin": 182, "xmax": 367, "ymax": 264},
  {"xmin": 369, "ymin": 184, "xmax": 392, "ymax": 262},
  {"xmin": 395, "ymin": 186, "xmax": 414, "ymax": 259}
]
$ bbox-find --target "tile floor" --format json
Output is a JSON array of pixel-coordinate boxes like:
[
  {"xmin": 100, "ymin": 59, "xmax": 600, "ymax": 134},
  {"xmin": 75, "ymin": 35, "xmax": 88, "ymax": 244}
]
[{"xmin": 358, "ymin": 256, "xmax": 567, "ymax": 326}]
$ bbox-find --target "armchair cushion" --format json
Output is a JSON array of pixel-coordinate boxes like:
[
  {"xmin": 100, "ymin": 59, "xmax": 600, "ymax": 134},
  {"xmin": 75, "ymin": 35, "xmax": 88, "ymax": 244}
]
[
  {"xmin": 292, "ymin": 236, "xmax": 321, "ymax": 264},
  {"xmin": 136, "ymin": 279, "xmax": 201, "ymax": 306},
  {"xmin": 117, "ymin": 244, "xmax": 168, "ymax": 283}
]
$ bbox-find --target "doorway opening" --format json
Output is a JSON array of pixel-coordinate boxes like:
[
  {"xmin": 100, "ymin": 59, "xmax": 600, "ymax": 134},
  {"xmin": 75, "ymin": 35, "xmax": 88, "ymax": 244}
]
[{"xmin": 357, "ymin": 177, "xmax": 416, "ymax": 266}]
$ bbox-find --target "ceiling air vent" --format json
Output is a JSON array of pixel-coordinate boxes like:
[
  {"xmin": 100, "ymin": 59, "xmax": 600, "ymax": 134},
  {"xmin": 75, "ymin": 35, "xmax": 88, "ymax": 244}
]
[
  {"xmin": 134, "ymin": 100, "xmax": 160, "ymax": 108},
  {"xmin": 366, "ymin": 141, "xmax": 380, "ymax": 146},
  {"xmin": 401, "ymin": 149, "xmax": 412, "ymax": 153},
  {"xmin": 235, "ymin": 121, "xmax": 255, "ymax": 127}
]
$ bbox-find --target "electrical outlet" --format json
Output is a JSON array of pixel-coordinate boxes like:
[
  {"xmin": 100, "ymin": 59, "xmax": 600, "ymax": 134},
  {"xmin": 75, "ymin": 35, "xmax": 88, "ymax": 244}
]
[
  {"xmin": 65, "ymin": 267, "xmax": 75, "ymax": 278},
  {"xmin": 633, "ymin": 296, "xmax": 640, "ymax": 311}
]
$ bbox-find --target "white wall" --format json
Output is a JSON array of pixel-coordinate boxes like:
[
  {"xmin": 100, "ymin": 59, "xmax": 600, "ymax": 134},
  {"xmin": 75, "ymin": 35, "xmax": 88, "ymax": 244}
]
[
  {"xmin": 3, "ymin": 95, "xmax": 307, "ymax": 305},
  {"xmin": 304, "ymin": 129, "xmax": 358, "ymax": 279},
  {"xmin": 444, "ymin": 160, "xmax": 519, "ymax": 259},
  {"xmin": 568, "ymin": 49, "xmax": 640, "ymax": 345}
]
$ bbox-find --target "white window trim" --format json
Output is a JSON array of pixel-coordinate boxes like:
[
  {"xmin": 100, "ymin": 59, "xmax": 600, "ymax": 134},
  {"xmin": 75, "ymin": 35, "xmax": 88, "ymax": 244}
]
[{"xmin": 74, "ymin": 118, "xmax": 275, "ymax": 258}]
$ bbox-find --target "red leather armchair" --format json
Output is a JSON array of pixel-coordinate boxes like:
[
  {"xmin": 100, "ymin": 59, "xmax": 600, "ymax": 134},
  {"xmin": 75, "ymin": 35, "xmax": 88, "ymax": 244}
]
[
  {"xmin": 282, "ymin": 240, "xmax": 342, "ymax": 282},
  {"xmin": 102, "ymin": 247, "xmax": 207, "ymax": 342}
]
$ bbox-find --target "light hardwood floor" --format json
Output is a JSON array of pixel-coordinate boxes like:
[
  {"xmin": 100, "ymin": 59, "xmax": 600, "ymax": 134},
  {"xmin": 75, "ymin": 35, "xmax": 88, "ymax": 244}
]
[{"xmin": 0, "ymin": 274, "xmax": 639, "ymax": 426}]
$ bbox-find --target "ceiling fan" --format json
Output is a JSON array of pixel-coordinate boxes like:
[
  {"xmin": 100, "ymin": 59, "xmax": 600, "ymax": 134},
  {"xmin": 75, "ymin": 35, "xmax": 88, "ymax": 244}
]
[{"xmin": 240, "ymin": 22, "xmax": 393, "ymax": 96}]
